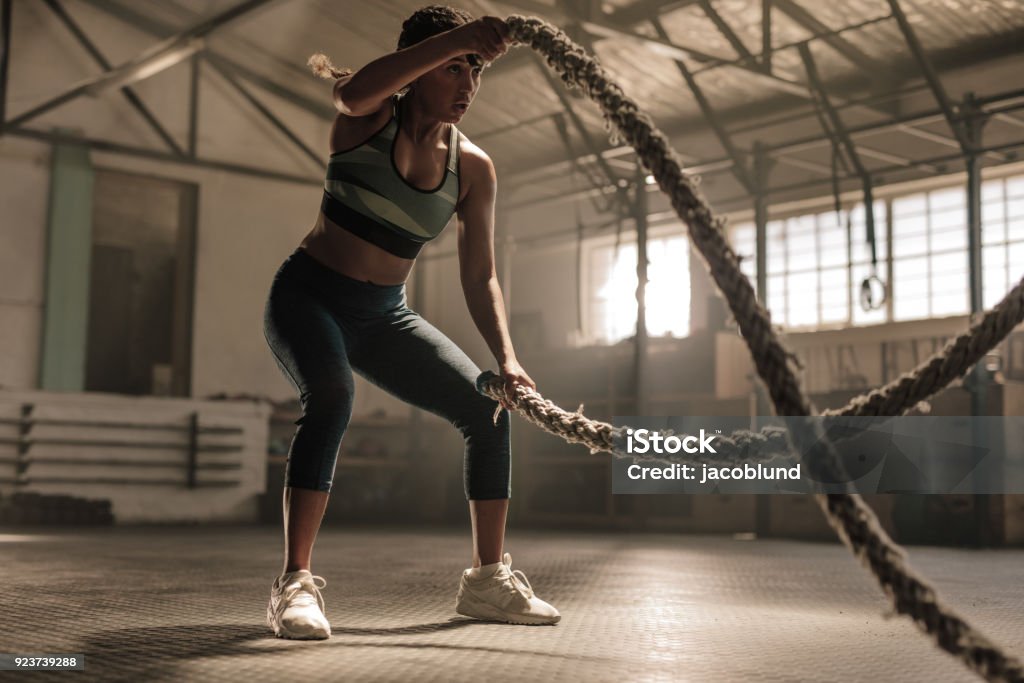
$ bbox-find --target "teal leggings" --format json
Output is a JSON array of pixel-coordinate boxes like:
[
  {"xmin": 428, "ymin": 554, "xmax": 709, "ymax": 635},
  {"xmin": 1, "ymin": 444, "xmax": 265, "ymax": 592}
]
[{"xmin": 263, "ymin": 248, "xmax": 511, "ymax": 498}]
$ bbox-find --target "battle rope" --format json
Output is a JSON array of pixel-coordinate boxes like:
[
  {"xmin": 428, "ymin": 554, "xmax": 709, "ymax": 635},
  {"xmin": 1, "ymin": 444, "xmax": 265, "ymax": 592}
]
[
  {"xmin": 479, "ymin": 270, "xmax": 1024, "ymax": 465},
  {"xmin": 488, "ymin": 15, "xmax": 1023, "ymax": 682}
]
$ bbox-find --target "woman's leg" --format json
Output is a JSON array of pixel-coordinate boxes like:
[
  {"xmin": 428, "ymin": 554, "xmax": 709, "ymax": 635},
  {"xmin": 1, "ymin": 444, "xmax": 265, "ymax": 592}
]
[
  {"xmin": 348, "ymin": 305, "xmax": 558, "ymax": 624},
  {"xmin": 283, "ymin": 488, "xmax": 330, "ymax": 573},
  {"xmin": 470, "ymin": 498, "xmax": 510, "ymax": 567},
  {"xmin": 264, "ymin": 274, "xmax": 356, "ymax": 572},
  {"xmin": 346, "ymin": 308, "xmax": 512, "ymax": 561}
]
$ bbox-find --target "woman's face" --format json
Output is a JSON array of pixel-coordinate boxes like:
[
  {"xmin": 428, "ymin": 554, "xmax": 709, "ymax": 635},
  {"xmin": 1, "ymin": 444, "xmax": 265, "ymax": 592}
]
[{"xmin": 412, "ymin": 55, "xmax": 483, "ymax": 123}]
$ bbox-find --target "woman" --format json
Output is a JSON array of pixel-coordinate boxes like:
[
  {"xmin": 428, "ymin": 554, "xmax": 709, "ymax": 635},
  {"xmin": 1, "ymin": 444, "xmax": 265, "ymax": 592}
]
[{"xmin": 262, "ymin": 6, "xmax": 560, "ymax": 639}]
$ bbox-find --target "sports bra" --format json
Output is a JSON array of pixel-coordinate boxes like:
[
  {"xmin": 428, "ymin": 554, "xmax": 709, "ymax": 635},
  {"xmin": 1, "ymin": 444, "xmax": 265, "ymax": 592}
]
[{"xmin": 321, "ymin": 100, "xmax": 460, "ymax": 259}]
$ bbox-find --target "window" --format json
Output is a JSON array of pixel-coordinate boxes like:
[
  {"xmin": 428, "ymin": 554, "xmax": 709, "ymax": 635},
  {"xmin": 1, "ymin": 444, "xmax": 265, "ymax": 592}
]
[
  {"xmin": 731, "ymin": 201, "xmax": 887, "ymax": 329},
  {"xmin": 583, "ymin": 228, "xmax": 690, "ymax": 344},
  {"xmin": 892, "ymin": 186, "xmax": 967, "ymax": 320},
  {"xmin": 729, "ymin": 171, "xmax": 1024, "ymax": 331},
  {"xmin": 982, "ymin": 175, "xmax": 1024, "ymax": 310}
]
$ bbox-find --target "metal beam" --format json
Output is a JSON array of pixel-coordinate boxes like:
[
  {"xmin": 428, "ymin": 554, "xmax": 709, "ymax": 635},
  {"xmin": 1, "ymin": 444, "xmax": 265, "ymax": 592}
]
[
  {"xmin": 511, "ymin": 136, "xmax": 1024, "ymax": 214},
  {"xmin": 632, "ymin": 164, "xmax": 650, "ymax": 417},
  {"xmin": 78, "ymin": 0, "xmax": 333, "ymax": 121},
  {"xmin": 508, "ymin": 81, "xmax": 1024, "ymax": 189},
  {"xmin": 188, "ymin": 55, "xmax": 199, "ymax": 158},
  {"xmin": 0, "ymin": 0, "xmax": 10, "ymax": 126},
  {"xmin": 207, "ymin": 60, "xmax": 322, "ymax": 169},
  {"xmin": 605, "ymin": 0, "xmax": 701, "ymax": 28},
  {"xmin": 798, "ymin": 43, "xmax": 868, "ymax": 180},
  {"xmin": 4, "ymin": 0, "xmax": 277, "ymax": 131},
  {"xmin": 886, "ymin": 0, "xmax": 970, "ymax": 152},
  {"xmin": 774, "ymin": 0, "xmax": 878, "ymax": 74},
  {"xmin": 578, "ymin": 16, "xmax": 808, "ymax": 98},
  {"xmin": 7, "ymin": 126, "xmax": 321, "ymax": 187},
  {"xmin": 41, "ymin": 0, "xmax": 183, "ymax": 156},
  {"xmin": 753, "ymin": 142, "xmax": 770, "ymax": 304},
  {"xmin": 698, "ymin": 0, "xmax": 755, "ymax": 64},
  {"xmin": 651, "ymin": 18, "xmax": 753, "ymax": 193}
]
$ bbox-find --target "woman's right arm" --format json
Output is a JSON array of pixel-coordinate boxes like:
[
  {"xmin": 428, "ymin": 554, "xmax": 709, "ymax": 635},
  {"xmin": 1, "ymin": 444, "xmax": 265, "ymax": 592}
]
[{"xmin": 334, "ymin": 17, "xmax": 510, "ymax": 117}]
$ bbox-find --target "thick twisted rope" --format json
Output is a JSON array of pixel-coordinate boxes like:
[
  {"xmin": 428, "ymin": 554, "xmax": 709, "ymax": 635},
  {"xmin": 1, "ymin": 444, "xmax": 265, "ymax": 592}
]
[
  {"xmin": 498, "ymin": 15, "xmax": 1023, "ymax": 682},
  {"xmin": 479, "ymin": 272, "xmax": 1024, "ymax": 465}
]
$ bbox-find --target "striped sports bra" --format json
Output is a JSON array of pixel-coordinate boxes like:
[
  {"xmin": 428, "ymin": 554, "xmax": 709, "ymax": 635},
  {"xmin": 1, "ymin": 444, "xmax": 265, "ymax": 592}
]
[{"xmin": 321, "ymin": 100, "xmax": 460, "ymax": 259}]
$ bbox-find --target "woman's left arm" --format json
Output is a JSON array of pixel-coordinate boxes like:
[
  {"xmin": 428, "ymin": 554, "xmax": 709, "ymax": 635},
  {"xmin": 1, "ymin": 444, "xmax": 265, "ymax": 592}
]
[{"xmin": 456, "ymin": 147, "xmax": 536, "ymax": 401}]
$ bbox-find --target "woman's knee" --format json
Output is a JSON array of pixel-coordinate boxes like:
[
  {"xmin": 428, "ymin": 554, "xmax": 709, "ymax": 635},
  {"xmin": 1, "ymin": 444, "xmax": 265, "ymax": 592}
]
[
  {"xmin": 285, "ymin": 377, "xmax": 355, "ymax": 491},
  {"xmin": 453, "ymin": 392, "xmax": 510, "ymax": 441}
]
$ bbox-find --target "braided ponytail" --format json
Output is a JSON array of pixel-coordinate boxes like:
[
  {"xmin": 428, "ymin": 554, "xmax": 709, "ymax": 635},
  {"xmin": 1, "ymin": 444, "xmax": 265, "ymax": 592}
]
[{"xmin": 307, "ymin": 52, "xmax": 351, "ymax": 80}]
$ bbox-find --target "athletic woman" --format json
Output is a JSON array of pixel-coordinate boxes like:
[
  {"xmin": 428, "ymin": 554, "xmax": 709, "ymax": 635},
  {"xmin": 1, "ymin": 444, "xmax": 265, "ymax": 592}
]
[{"xmin": 262, "ymin": 5, "xmax": 560, "ymax": 639}]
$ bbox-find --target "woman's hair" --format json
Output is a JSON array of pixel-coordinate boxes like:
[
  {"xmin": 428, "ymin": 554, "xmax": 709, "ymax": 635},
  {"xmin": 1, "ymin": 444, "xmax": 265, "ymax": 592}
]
[{"xmin": 309, "ymin": 5, "xmax": 475, "ymax": 81}]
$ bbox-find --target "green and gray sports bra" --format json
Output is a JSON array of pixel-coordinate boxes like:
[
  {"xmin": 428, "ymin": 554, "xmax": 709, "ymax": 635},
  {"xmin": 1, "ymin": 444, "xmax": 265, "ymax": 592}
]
[{"xmin": 321, "ymin": 100, "xmax": 461, "ymax": 259}]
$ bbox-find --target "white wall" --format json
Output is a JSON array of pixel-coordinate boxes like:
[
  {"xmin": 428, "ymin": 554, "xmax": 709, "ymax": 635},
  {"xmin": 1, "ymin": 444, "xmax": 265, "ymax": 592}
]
[{"xmin": 0, "ymin": 137, "xmax": 50, "ymax": 390}]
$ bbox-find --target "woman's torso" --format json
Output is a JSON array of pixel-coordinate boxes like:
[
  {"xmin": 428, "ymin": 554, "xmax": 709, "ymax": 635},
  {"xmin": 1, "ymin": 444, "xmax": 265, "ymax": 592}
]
[{"xmin": 301, "ymin": 100, "xmax": 466, "ymax": 286}]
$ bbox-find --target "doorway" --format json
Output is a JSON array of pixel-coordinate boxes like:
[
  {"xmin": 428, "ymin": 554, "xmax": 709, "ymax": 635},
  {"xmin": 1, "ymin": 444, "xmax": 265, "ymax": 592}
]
[{"xmin": 85, "ymin": 170, "xmax": 197, "ymax": 396}]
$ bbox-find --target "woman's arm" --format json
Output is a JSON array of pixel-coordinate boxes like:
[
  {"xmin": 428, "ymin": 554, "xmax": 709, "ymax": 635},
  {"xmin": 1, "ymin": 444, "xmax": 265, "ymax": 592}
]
[
  {"xmin": 456, "ymin": 146, "xmax": 536, "ymax": 400},
  {"xmin": 334, "ymin": 17, "xmax": 510, "ymax": 117}
]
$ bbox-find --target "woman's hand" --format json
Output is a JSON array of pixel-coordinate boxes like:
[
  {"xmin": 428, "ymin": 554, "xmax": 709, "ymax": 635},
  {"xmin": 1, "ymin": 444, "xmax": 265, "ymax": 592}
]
[
  {"xmin": 497, "ymin": 359, "xmax": 536, "ymax": 410},
  {"xmin": 447, "ymin": 16, "xmax": 512, "ymax": 63}
]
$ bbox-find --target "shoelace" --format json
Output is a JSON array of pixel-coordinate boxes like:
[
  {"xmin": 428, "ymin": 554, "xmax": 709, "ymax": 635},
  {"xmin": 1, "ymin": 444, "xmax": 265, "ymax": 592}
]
[
  {"xmin": 275, "ymin": 574, "xmax": 327, "ymax": 616},
  {"xmin": 502, "ymin": 553, "xmax": 534, "ymax": 599}
]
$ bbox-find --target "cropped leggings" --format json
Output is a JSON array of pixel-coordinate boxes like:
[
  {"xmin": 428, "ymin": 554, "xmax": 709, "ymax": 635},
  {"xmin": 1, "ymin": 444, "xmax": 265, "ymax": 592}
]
[{"xmin": 263, "ymin": 248, "xmax": 510, "ymax": 498}]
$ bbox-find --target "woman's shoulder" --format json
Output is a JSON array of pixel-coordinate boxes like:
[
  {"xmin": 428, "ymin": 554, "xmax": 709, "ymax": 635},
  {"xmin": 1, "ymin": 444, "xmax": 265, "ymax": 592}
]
[{"xmin": 456, "ymin": 132, "xmax": 495, "ymax": 181}]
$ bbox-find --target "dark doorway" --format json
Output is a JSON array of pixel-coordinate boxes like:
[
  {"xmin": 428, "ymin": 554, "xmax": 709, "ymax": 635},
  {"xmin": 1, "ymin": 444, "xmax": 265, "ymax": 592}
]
[{"xmin": 85, "ymin": 170, "xmax": 197, "ymax": 396}]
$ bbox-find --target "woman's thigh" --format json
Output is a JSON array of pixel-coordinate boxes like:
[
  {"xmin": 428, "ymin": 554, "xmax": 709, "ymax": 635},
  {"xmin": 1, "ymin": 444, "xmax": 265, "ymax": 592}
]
[
  {"xmin": 346, "ymin": 308, "xmax": 488, "ymax": 423},
  {"xmin": 263, "ymin": 276, "xmax": 355, "ymax": 407}
]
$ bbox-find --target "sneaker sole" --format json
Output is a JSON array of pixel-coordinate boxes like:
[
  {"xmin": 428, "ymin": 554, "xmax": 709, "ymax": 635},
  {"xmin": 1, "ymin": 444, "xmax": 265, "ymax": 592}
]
[{"xmin": 455, "ymin": 598, "xmax": 560, "ymax": 625}]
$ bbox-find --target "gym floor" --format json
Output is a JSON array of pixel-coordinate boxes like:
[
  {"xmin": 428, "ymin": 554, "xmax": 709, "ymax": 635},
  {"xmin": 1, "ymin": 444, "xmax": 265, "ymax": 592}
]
[{"xmin": 1, "ymin": 526, "xmax": 1021, "ymax": 682}]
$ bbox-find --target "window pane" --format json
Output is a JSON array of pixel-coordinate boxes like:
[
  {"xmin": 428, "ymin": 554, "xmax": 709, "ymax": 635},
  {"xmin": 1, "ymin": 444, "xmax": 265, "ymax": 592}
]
[
  {"xmin": 982, "ymin": 245, "xmax": 1007, "ymax": 310},
  {"xmin": 767, "ymin": 220, "xmax": 785, "ymax": 272},
  {"xmin": 1009, "ymin": 217, "xmax": 1024, "ymax": 242},
  {"xmin": 1009, "ymin": 243, "xmax": 1024, "ymax": 282},
  {"xmin": 646, "ymin": 237, "xmax": 690, "ymax": 337},
  {"xmin": 767, "ymin": 274, "xmax": 786, "ymax": 326},
  {"xmin": 894, "ymin": 256, "xmax": 928, "ymax": 321},
  {"xmin": 593, "ymin": 243, "xmax": 637, "ymax": 343},
  {"xmin": 984, "ymin": 220, "xmax": 1006, "ymax": 245},
  {"xmin": 787, "ymin": 271, "xmax": 818, "ymax": 327},
  {"xmin": 982, "ymin": 179, "xmax": 1003, "ymax": 203},
  {"xmin": 978, "ymin": 197, "xmax": 1003, "ymax": 227},
  {"xmin": 894, "ymin": 194, "xmax": 926, "ymax": 217},
  {"xmin": 893, "ymin": 214, "xmax": 927, "ymax": 257},
  {"xmin": 931, "ymin": 222, "xmax": 966, "ymax": 252},
  {"xmin": 819, "ymin": 221, "xmax": 847, "ymax": 268},
  {"xmin": 1007, "ymin": 176, "xmax": 1024, "ymax": 199},
  {"xmin": 1008, "ymin": 196, "xmax": 1024, "ymax": 221},
  {"xmin": 930, "ymin": 187, "xmax": 965, "ymax": 212},
  {"xmin": 787, "ymin": 230, "xmax": 817, "ymax": 272},
  {"xmin": 819, "ymin": 268, "xmax": 848, "ymax": 323}
]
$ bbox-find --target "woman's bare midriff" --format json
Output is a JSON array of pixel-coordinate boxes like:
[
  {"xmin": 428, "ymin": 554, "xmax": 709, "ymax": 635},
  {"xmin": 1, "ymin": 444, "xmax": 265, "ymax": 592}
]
[{"xmin": 299, "ymin": 212, "xmax": 415, "ymax": 286}]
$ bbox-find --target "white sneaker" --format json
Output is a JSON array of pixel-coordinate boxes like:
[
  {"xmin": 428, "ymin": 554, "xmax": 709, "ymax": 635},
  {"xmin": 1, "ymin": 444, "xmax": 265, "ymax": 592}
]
[
  {"xmin": 455, "ymin": 553, "xmax": 561, "ymax": 625},
  {"xmin": 266, "ymin": 569, "xmax": 331, "ymax": 639}
]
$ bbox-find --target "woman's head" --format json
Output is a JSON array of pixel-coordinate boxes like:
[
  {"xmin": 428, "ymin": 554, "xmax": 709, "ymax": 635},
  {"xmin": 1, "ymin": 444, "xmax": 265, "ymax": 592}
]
[
  {"xmin": 309, "ymin": 5, "xmax": 483, "ymax": 123},
  {"xmin": 400, "ymin": 5, "xmax": 483, "ymax": 123},
  {"xmin": 398, "ymin": 5, "xmax": 474, "ymax": 51}
]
